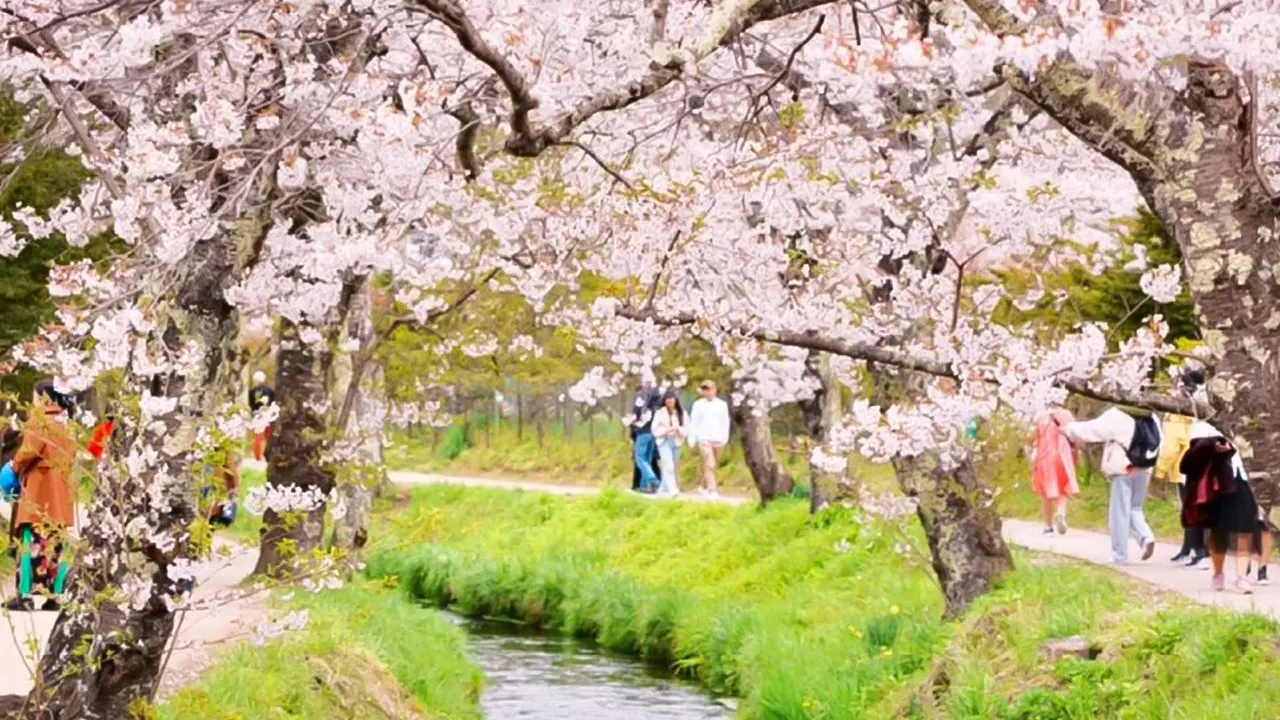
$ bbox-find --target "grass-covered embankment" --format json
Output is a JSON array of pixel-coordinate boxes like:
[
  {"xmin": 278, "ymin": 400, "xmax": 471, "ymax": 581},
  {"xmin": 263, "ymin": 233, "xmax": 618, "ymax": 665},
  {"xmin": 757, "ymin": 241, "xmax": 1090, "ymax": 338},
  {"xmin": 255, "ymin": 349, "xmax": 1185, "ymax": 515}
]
[
  {"xmin": 368, "ymin": 485, "xmax": 1280, "ymax": 719},
  {"xmin": 160, "ymin": 583, "xmax": 482, "ymax": 720}
]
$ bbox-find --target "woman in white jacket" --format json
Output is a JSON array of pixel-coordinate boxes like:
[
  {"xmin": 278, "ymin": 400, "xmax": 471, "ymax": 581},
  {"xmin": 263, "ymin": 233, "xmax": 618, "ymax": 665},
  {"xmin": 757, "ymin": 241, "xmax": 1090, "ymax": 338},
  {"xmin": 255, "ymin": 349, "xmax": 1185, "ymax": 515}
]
[
  {"xmin": 650, "ymin": 391, "xmax": 686, "ymax": 497},
  {"xmin": 1064, "ymin": 408, "xmax": 1161, "ymax": 565}
]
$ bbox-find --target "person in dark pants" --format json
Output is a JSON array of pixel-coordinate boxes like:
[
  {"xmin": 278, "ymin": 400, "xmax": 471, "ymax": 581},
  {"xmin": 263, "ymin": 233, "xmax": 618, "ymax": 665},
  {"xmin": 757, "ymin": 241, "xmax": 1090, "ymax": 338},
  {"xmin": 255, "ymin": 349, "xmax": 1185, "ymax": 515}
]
[
  {"xmin": 628, "ymin": 387, "xmax": 660, "ymax": 491},
  {"xmin": 628, "ymin": 388, "xmax": 662, "ymax": 493}
]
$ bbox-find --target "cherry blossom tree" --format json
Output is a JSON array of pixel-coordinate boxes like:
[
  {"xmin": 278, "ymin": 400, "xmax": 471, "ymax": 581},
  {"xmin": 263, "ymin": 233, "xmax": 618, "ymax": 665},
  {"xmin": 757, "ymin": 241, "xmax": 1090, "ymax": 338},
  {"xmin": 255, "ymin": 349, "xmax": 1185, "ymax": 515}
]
[
  {"xmin": 3, "ymin": 0, "xmax": 1279, "ymax": 710},
  {"xmin": 405, "ymin": 0, "xmax": 1278, "ymax": 614}
]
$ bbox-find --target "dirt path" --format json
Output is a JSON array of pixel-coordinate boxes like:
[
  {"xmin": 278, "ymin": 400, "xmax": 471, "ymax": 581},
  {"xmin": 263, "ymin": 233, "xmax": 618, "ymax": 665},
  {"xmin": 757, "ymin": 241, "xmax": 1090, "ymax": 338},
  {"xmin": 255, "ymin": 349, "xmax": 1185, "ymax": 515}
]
[
  {"xmin": 0, "ymin": 538, "xmax": 267, "ymax": 700},
  {"xmin": 388, "ymin": 470, "xmax": 1280, "ymax": 618}
]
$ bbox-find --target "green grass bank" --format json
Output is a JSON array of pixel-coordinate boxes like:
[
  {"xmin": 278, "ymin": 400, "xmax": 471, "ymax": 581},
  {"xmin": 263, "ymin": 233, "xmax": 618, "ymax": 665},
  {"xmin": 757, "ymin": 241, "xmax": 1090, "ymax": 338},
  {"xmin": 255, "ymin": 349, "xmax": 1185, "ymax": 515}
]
[
  {"xmin": 367, "ymin": 485, "xmax": 1280, "ymax": 720},
  {"xmin": 160, "ymin": 583, "xmax": 482, "ymax": 720}
]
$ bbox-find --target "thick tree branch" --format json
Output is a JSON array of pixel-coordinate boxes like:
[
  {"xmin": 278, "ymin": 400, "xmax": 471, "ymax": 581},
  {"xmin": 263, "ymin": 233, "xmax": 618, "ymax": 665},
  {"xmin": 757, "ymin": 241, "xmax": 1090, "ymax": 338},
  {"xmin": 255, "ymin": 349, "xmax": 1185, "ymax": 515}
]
[
  {"xmin": 412, "ymin": 0, "xmax": 540, "ymax": 139},
  {"xmin": 616, "ymin": 307, "xmax": 1210, "ymax": 416},
  {"xmin": 960, "ymin": 0, "xmax": 1164, "ymax": 185},
  {"xmin": 417, "ymin": 0, "xmax": 838, "ymax": 157}
]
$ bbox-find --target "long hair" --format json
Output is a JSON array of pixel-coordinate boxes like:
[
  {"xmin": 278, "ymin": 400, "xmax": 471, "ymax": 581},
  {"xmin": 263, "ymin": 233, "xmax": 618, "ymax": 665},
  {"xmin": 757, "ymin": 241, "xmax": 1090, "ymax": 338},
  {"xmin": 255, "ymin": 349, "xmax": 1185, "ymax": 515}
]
[{"xmin": 661, "ymin": 391, "xmax": 684, "ymax": 424}]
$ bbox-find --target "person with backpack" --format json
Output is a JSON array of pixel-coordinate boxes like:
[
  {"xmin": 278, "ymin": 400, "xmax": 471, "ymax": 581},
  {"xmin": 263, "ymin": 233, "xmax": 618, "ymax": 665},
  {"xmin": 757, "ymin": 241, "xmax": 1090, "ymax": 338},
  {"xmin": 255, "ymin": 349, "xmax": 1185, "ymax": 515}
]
[{"xmin": 1064, "ymin": 407, "xmax": 1162, "ymax": 565}]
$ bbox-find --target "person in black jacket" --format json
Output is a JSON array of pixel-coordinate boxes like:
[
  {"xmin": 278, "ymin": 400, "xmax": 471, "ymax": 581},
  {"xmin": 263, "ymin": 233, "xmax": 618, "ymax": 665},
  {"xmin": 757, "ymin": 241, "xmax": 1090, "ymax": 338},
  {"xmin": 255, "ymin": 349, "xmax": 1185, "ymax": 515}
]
[
  {"xmin": 628, "ymin": 387, "xmax": 662, "ymax": 493},
  {"xmin": 248, "ymin": 371, "xmax": 276, "ymax": 461}
]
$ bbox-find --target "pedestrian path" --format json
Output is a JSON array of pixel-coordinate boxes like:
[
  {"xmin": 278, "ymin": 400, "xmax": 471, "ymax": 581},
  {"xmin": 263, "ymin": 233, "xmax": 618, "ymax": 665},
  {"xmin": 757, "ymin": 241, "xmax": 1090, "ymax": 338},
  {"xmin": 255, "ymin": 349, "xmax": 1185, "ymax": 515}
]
[
  {"xmin": 0, "ymin": 539, "xmax": 267, "ymax": 699},
  {"xmin": 389, "ymin": 471, "xmax": 1280, "ymax": 618}
]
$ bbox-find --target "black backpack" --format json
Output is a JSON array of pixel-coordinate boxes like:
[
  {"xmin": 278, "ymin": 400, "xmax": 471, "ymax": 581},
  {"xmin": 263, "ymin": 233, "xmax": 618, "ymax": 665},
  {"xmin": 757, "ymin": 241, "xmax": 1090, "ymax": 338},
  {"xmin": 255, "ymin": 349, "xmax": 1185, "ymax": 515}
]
[{"xmin": 1126, "ymin": 413, "xmax": 1162, "ymax": 469}]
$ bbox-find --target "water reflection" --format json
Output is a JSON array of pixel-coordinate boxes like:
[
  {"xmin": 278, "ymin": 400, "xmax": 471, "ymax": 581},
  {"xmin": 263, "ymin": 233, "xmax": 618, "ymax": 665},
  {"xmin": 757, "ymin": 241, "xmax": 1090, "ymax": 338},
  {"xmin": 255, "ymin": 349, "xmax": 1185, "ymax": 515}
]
[{"xmin": 452, "ymin": 616, "xmax": 734, "ymax": 719}]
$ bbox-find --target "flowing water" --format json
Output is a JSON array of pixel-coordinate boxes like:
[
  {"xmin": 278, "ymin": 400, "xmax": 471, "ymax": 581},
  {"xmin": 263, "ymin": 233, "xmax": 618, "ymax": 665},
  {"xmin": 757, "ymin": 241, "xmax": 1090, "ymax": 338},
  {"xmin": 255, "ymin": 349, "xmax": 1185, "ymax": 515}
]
[{"xmin": 452, "ymin": 615, "xmax": 735, "ymax": 719}]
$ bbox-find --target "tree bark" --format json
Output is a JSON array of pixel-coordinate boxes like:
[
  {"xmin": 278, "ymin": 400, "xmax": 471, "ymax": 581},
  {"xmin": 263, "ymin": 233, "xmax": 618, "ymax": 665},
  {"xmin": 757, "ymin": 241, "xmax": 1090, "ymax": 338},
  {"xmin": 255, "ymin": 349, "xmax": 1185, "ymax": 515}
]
[
  {"xmin": 733, "ymin": 404, "xmax": 794, "ymax": 502},
  {"xmin": 29, "ymin": 156, "xmax": 277, "ymax": 716},
  {"xmin": 254, "ymin": 316, "xmax": 339, "ymax": 576},
  {"xmin": 329, "ymin": 279, "xmax": 380, "ymax": 556},
  {"xmin": 799, "ymin": 350, "xmax": 840, "ymax": 513},
  {"xmin": 872, "ymin": 367, "xmax": 1014, "ymax": 618},
  {"xmin": 254, "ymin": 276, "xmax": 361, "ymax": 577}
]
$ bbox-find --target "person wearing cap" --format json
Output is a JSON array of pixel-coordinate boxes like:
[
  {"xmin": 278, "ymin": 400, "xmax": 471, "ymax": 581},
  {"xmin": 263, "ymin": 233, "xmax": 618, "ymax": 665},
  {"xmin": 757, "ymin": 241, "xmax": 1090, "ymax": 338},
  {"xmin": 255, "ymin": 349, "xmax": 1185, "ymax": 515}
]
[
  {"xmin": 248, "ymin": 371, "xmax": 276, "ymax": 461},
  {"xmin": 688, "ymin": 380, "xmax": 730, "ymax": 498}
]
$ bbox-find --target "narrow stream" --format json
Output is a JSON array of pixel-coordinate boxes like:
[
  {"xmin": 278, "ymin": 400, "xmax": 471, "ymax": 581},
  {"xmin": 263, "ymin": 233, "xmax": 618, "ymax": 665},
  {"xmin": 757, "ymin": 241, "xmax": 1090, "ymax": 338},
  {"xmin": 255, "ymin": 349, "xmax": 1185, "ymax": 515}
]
[{"xmin": 451, "ymin": 615, "xmax": 734, "ymax": 719}]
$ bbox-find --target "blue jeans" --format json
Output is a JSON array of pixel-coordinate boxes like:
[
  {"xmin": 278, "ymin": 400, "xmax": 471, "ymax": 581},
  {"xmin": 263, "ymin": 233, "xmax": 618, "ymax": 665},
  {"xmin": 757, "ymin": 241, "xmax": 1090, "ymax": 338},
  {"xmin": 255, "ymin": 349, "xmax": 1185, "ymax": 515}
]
[
  {"xmin": 1110, "ymin": 468, "xmax": 1155, "ymax": 563},
  {"xmin": 634, "ymin": 433, "xmax": 658, "ymax": 490},
  {"xmin": 657, "ymin": 438, "xmax": 681, "ymax": 495}
]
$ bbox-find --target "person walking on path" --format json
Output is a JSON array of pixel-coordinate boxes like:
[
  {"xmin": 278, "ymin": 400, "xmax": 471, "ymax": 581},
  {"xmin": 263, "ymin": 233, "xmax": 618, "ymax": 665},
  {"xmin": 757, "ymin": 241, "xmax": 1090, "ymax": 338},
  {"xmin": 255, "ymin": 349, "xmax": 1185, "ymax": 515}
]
[
  {"xmin": 6, "ymin": 381, "xmax": 77, "ymax": 611},
  {"xmin": 1029, "ymin": 407, "xmax": 1078, "ymax": 535},
  {"xmin": 1180, "ymin": 426, "xmax": 1258, "ymax": 594},
  {"xmin": 1064, "ymin": 407, "xmax": 1162, "ymax": 565},
  {"xmin": 1158, "ymin": 411, "xmax": 1209, "ymax": 566},
  {"xmin": 627, "ymin": 386, "xmax": 660, "ymax": 491},
  {"xmin": 248, "ymin": 371, "xmax": 276, "ymax": 462},
  {"xmin": 651, "ymin": 391, "xmax": 687, "ymax": 497},
  {"xmin": 688, "ymin": 380, "xmax": 730, "ymax": 498},
  {"xmin": 629, "ymin": 389, "xmax": 661, "ymax": 493}
]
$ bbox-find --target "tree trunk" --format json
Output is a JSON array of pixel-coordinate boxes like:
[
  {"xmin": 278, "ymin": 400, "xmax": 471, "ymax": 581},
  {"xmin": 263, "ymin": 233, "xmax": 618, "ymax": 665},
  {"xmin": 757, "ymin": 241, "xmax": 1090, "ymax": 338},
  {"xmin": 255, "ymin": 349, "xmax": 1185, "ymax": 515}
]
[
  {"xmin": 872, "ymin": 367, "xmax": 1013, "ymax": 618},
  {"xmin": 29, "ymin": 153, "xmax": 277, "ymax": 715},
  {"xmin": 799, "ymin": 350, "xmax": 840, "ymax": 514},
  {"xmin": 733, "ymin": 404, "xmax": 793, "ymax": 502},
  {"xmin": 254, "ymin": 273, "xmax": 362, "ymax": 577},
  {"xmin": 1138, "ymin": 69, "xmax": 1280, "ymax": 486},
  {"xmin": 330, "ymin": 279, "xmax": 379, "ymax": 557},
  {"xmin": 961, "ymin": 13, "xmax": 1280, "ymax": 509},
  {"xmin": 516, "ymin": 385, "xmax": 524, "ymax": 443}
]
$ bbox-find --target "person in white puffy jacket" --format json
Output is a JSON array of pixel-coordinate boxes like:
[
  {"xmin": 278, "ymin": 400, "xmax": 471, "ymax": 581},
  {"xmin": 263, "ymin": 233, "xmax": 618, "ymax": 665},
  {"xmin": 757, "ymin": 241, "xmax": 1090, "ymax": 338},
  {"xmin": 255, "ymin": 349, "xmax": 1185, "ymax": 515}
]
[{"xmin": 1064, "ymin": 408, "xmax": 1162, "ymax": 565}]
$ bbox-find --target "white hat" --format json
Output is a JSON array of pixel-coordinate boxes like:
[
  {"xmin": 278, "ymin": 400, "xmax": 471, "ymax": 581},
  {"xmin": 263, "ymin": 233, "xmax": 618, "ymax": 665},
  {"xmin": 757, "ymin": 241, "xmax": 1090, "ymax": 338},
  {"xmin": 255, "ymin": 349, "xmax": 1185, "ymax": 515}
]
[{"xmin": 252, "ymin": 371, "xmax": 266, "ymax": 384}]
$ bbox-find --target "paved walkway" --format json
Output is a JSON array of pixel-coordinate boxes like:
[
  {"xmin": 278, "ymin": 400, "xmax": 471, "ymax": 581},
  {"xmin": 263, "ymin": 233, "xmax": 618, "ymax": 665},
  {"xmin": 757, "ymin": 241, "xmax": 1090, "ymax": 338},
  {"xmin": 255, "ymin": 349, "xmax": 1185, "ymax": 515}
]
[
  {"xmin": 389, "ymin": 470, "xmax": 1280, "ymax": 618},
  {"xmin": 0, "ymin": 539, "xmax": 267, "ymax": 699}
]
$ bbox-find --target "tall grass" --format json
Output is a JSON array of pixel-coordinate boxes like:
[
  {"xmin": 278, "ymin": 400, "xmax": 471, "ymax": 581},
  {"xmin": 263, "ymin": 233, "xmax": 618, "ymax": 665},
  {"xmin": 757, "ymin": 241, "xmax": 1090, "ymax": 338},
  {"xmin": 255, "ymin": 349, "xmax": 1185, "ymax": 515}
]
[{"xmin": 368, "ymin": 485, "xmax": 1280, "ymax": 719}]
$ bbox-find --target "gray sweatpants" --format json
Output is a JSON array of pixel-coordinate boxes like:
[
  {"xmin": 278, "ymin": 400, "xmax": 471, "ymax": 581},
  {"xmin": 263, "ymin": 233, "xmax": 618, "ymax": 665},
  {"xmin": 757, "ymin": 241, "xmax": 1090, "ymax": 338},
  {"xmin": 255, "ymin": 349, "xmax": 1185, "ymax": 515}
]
[{"xmin": 1109, "ymin": 468, "xmax": 1155, "ymax": 563}]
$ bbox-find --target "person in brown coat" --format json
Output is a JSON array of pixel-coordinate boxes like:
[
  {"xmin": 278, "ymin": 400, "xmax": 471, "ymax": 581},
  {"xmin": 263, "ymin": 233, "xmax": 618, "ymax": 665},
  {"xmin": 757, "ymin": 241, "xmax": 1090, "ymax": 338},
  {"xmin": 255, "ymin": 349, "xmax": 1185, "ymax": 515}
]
[{"xmin": 6, "ymin": 380, "xmax": 77, "ymax": 612}]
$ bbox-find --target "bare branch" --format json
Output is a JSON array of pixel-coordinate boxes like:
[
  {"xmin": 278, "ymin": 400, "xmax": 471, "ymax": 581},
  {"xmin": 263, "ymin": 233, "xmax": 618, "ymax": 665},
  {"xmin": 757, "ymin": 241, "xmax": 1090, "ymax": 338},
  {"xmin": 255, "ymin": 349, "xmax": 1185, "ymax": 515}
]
[
  {"xmin": 739, "ymin": 14, "xmax": 825, "ymax": 137},
  {"xmin": 554, "ymin": 139, "xmax": 634, "ymax": 189},
  {"xmin": 643, "ymin": 231, "xmax": 682, "ymax": 309}
]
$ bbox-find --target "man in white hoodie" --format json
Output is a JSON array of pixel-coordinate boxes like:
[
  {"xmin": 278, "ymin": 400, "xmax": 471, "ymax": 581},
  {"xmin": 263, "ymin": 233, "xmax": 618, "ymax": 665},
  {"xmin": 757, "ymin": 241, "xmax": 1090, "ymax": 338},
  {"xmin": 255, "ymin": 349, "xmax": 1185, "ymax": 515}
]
[
  {"xmin": 1064, "ymin": 408, "xmax": 1161, "ymax": 565},
  {"xmin": 687, "ymin": 380, "xmax": 731, "ymax": 498}
]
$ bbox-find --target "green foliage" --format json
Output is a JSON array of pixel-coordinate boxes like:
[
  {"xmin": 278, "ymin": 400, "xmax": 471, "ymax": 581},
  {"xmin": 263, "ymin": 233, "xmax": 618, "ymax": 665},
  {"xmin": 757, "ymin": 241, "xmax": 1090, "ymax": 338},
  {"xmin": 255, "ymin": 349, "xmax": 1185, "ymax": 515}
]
[
  {"xmin": 366, "ymin": 486, "xmax": 1280, "ymax": 720},
  {"xmin": 995, "ymin": 210, "xmax": 1199, "ymax": 347},
  {"xmin": 160, "ymin": 584, "xmax": 483, "ymax": 720},
  {"xmin": 0, "ymin": 93, "xmax": 120, "ymax": 397}
]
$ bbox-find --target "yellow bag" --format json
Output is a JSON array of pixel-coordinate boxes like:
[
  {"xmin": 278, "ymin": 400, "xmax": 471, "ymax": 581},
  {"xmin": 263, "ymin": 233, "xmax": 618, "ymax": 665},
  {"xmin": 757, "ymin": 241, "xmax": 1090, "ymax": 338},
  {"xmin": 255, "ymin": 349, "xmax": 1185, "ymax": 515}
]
[{"xmin": 1153, "ymin": 414, "xmax": 1193, "ymax": 483}]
